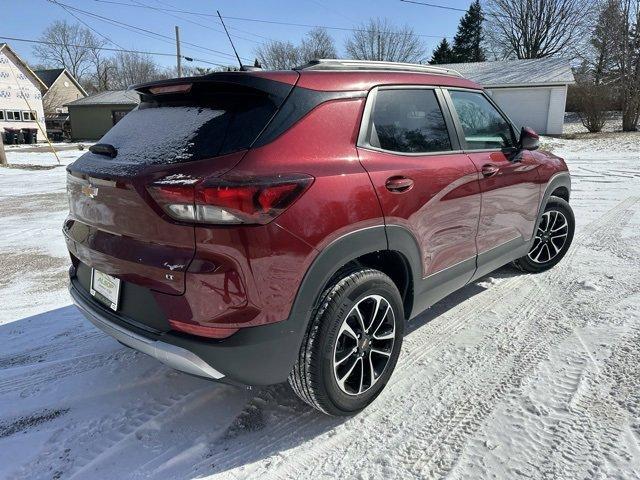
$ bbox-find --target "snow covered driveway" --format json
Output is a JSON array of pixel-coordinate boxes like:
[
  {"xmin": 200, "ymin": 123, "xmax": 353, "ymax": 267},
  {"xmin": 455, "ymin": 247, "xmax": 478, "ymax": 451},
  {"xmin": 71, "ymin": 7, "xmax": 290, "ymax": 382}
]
[{"xmin": 0, "ymin": 133, "xmax": 639, "ymax": 479}]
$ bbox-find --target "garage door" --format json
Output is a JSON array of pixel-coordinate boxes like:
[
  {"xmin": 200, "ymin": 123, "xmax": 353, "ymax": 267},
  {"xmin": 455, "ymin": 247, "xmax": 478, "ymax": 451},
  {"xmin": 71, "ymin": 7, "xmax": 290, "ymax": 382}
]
[{"xmin": 488, "ymin": 88, "xmax": 551, "ymax": 134}]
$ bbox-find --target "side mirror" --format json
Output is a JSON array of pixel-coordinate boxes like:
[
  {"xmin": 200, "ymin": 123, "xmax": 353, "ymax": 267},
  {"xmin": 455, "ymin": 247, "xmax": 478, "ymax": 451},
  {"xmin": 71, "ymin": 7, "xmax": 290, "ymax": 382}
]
[{"xmin": 519, "ymin": 126, "xmax": 540, "ymax": 151}]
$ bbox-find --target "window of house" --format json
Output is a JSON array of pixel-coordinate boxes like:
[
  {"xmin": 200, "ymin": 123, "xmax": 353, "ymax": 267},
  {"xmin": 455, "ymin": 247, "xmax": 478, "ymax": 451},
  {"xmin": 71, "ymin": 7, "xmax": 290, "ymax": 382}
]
[
  {"xmin": 111, "ymin": 110, "xmax": 130, "ymax": 125},
  {"xmin": 22, "ymin": 111, "xmax": 31, "ymax": 121},
  {"xmin": 449, "ymin": 90, "xmax": 516, "ymax": 150},
  {"xmin": 0, "ymin": 111, "xmax": 4, "ymax": 120},
  {"xmin": 368, "ymin": 89, "xmax": 452, "ymax": 154}
]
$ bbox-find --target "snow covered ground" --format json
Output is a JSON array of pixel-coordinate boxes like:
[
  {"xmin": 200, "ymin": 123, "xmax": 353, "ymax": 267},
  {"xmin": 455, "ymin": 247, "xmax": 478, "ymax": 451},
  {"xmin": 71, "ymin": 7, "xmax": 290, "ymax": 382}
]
[{"xmin": 0, "ymin": 124, "xmax": 639, "ymax": 479}]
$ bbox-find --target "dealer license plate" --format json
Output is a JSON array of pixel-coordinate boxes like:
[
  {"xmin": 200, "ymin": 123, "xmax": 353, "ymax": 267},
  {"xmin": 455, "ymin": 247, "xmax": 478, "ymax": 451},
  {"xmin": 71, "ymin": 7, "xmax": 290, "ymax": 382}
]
[{"xmin": 90, "ymin": 268, "xmax": 121, "ymax": 311}]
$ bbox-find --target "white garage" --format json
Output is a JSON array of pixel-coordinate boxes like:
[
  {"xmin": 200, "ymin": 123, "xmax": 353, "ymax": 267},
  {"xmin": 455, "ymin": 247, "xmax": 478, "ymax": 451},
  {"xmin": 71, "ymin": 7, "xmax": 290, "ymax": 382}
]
[{"xmin": 440, "ymin": 58, "xmax": 575, "ymax": 135}]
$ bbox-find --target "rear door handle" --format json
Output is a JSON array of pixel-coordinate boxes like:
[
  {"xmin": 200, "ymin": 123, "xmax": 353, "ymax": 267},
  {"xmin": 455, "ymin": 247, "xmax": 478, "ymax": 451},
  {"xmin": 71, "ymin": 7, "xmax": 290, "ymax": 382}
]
[
  {"xmin": 385, "ymin": 176, "xmax": 414, "ymax": 193},
  {"xmin": 481, "ymin": 164, "xmax": 500, "ymax": 177}
]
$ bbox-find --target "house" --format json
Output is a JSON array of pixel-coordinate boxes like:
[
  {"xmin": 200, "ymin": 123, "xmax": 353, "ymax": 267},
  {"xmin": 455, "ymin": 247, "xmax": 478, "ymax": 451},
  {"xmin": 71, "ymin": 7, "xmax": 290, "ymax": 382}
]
[
  {"xmin": 34, "ymin": 68, "xmax": 87, "ymax": 140},
  {"xmin": 439, "ymin": 57, "xmax": 575, "ymax": 135},
  {"xmin": 34, "ymin": 68, "xmax": 87, "ymax": 113},
  {"xmin": 0, "ymin": 43, "xmax": 48, "ymax": 142},
  {"xmin": 66, "ymin": 90, "xmax": 139, "ymax": 140}
]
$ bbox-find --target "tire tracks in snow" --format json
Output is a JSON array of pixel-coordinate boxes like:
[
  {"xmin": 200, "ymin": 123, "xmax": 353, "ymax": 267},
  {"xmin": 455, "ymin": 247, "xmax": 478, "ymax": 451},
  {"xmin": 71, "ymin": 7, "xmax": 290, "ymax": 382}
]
[
  {"xmin": 7, "ymin": 390, "xmax": 197, "ymax": 480},
  {"xmin": 219, "ymin": 195, "xmax": 639, "ymax": 479}
]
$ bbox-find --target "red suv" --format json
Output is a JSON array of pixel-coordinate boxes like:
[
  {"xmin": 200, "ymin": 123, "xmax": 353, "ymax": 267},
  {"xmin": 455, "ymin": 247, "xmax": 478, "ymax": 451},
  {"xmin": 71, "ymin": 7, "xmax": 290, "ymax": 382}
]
[{"xmin": 65, "ymin": 59, "xmax": 574, "ymax": 415}]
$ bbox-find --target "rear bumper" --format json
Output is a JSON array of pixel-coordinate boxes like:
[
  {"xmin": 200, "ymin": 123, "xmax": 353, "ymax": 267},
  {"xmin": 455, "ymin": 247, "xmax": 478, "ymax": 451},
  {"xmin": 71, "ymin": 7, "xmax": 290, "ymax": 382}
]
[
  {"xmin": 69, "ymin": 279, "xmax": 302, "ymax": 385},
  {"xmin": 70, "ymin": 284, "xmax": 225, "ymax": 380}
]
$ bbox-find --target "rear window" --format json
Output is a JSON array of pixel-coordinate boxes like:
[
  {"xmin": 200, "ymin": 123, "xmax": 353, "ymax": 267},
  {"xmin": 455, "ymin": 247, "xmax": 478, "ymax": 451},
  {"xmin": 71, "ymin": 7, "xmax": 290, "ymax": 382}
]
[
  {"xmin": 368, "ymin": 89, "xmax": 452, "ymax": 154},
  {"xmin": 95, "ymin": 85, "xmax": 280, "ymax": 165}
]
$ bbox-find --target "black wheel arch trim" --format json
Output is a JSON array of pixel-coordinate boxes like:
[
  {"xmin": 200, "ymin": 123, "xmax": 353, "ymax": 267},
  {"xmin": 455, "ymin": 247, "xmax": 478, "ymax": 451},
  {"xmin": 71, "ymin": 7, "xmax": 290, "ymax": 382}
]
[
  {"xmin": 287, "ymin": 224, "xmax": 423, "ymax": 341},
  {"xmin": 270, "ymin": 224, "xmax": 424, "ymax": 383},
  {"xmin": 530, "ymin": 172, "xmax": 571, "ymax": 248}
]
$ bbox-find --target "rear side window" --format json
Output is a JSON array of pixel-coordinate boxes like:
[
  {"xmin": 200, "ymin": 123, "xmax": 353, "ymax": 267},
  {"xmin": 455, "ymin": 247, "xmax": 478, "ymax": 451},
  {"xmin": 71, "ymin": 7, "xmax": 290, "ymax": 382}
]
[
  {"xmin": 368, "ymin": 89, "xmax": 452, "ymax": 154},
  {"xmin": 449, "ymin": 90, "xmax": 515, "ymax": 150}
]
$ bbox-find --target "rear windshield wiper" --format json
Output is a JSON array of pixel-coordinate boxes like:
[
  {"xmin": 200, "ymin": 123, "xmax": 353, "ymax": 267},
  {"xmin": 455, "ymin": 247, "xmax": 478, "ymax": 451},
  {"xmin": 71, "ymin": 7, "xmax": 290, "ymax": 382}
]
[{"xmin": 89, "ymin": 143, "xmax": 118, "ymax": 158}]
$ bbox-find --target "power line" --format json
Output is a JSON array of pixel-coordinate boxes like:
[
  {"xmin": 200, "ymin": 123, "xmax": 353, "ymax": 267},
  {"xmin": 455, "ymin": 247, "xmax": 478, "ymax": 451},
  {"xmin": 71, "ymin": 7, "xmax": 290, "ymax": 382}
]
[
  {"xmin": 400, "ymin": 0, "xmax": 510, "ymax": 19},
  {"xmin": 149, "ymin": 0, "xmax": 275, "ymax": 43},
  {"xmin": 0, "ymin": 35, "xmax": 227, "ymax": 67},
  {"xmin": 90, "ymin": 0, "xmax": 450, "ymax": 39},
  {"xmin": 55, "ymin": 2, "xmax": 127, "ymax": 51},
  {"xmin": 223, "ymin": 16, "xmax": 450, "ymax": 39},
  {"xmin": 129, "ymin": 0, "xmax": 269, "ymax": 45},
  {"xmin": 399, "ymin": 0, "xmax": 468, "ymax": 13},
  {"xmin": 93, "ymin": 0, "xmax": 273, "ymax": 44},
  {"xmin": 48, "ymin": 0, "xmax": 251, "ymax": 62},
  {"xmin": 51, "ymin": 5, "xmax": 227, "ymax": 65},
  {"xmin": 53, "ymin": 0, "xmax": 245, "ymax": 60}
]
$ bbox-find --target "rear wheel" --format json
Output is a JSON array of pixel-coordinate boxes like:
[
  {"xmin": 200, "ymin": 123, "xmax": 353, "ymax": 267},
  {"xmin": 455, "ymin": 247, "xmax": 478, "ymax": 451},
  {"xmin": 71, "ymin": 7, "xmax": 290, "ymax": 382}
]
[
  {"xmin": 288, "ymin": 268, "xmax": 404, "ymax": 416},
  {"xmin": 513, "ymin": 196, "xmax": 575, "ymax": 273}
]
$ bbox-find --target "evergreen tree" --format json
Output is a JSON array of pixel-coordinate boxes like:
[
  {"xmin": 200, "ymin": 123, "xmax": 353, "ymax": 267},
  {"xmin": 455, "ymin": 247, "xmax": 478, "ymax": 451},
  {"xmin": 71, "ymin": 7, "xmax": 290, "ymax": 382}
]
[
  {"xmin": 430, "ymin": 38, "xmax": 455, "ymax": 64},
  {"xmin": 451, "ymin": 0, "xmax": 486, "ymax": 63}
]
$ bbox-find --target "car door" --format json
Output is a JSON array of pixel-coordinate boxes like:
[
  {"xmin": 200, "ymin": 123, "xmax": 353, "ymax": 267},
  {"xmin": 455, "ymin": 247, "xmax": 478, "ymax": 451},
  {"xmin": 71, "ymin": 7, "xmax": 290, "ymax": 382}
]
[
  {"xmin": 356, "ymin": 86, "xmax": 482, "ymax": 313},
  {"xmin": 443, "ymin": 89, "xmax": 541, "ymax": 279}
]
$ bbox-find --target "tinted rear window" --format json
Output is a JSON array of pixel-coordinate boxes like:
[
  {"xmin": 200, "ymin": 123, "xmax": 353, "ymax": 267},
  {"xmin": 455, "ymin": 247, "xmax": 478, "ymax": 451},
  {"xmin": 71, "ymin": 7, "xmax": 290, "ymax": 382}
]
[
  {"xmin": 97, "ymin": 87, "xmax": 278, "ymax": 165},
  {"xmin": 369, "ymin": 89, "xmax": 452, "ymax": 153}
]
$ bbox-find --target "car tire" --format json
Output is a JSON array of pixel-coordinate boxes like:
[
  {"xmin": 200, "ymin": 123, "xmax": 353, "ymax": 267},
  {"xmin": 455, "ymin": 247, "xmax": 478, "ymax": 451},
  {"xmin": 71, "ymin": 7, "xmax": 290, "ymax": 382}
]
[
  {"xmin": 513, "ymin": 196, "xmax": 575, "ymax": 273},
  {"xmin": 288, "ymin": 268, "xmax": 404, "ymax": 416}
]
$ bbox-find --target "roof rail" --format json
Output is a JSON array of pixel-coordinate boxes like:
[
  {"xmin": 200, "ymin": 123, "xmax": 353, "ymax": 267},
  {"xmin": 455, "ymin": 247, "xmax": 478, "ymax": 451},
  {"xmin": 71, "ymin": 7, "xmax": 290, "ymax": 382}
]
[{"xmin": 296, "ymin": 59, "xmax": 462, "ymax": 77}]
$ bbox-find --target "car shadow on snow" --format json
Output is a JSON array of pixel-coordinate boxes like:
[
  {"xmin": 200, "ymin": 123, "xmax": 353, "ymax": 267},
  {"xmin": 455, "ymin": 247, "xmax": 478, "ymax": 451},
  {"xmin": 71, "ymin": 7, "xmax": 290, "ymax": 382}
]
[
  {"xmin": 406, "ymin": 266, "xmax": 520, "ymax": 335},
  {"xmin": 0, "ymin": 267, "xmax": 521, "ymax": 478}
]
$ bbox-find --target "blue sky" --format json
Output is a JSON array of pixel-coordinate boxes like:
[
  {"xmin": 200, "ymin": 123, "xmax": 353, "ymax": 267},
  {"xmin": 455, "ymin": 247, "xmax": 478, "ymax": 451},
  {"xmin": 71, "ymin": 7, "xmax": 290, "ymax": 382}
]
[{"xmin": 4, "ymin": 0, "xmax": 473, "ymax": 70}]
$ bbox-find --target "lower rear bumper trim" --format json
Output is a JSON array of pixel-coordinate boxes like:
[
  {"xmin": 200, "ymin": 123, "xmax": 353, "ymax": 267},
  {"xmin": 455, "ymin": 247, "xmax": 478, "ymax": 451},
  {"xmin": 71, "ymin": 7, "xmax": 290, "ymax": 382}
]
[{"xmin": 70, "ymin": 285, "xmax": 225, "ymax": 380}]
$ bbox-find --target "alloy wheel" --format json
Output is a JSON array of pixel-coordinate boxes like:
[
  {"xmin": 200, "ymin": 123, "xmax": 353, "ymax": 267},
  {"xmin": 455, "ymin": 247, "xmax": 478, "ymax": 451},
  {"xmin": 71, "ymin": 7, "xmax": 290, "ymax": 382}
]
[
  {"xmin": 332, "ymin": 294, "xmax": 396, "ymax": 396},
  {"xmin": 528, "ymin": 209, "xmax": 569, "ymax": 264}
]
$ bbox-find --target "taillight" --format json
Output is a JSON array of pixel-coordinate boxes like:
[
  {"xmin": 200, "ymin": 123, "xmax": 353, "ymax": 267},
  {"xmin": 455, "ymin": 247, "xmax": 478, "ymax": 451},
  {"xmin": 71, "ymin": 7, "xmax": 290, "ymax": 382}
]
[{"xmin": 147, "ymin": 174, "xmax": 314, "ymax": 225}]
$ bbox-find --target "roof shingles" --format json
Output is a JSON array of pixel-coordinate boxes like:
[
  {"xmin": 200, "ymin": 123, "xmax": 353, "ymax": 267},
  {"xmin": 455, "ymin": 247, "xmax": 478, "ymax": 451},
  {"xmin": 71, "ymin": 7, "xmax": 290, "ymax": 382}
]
[
  {"xmin": 65, "ymin": 90, "xmax": 140, "ymax": 106},
  {"xmin": 33, "ymin": 68, "xmax": 65, "ymax": 88},
  {"xmin": 438, "ymin": 57, "xmax": 575, "ymax": 87}
]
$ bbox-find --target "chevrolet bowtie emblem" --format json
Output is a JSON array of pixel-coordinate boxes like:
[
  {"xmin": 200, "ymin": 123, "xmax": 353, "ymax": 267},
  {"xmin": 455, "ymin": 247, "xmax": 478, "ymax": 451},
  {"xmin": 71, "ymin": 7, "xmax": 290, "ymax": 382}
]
[{"xmin": 81, "ymin": 184, "xmax": 98, "ymax": 198}]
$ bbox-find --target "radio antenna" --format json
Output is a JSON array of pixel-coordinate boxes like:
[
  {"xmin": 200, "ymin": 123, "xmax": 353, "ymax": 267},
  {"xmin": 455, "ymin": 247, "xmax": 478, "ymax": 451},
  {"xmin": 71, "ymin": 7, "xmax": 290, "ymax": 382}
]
[{"xmin": 217, "ymin": 10, "xmax": 243, "ymax": 71}]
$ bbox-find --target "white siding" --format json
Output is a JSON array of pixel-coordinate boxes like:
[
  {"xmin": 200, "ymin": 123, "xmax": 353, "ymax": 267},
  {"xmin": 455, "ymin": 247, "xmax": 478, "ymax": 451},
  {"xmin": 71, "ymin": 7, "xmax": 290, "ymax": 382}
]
[
  {"xmin": 0, "ymin": 48, "xmax": 47, "ymax": 138},
  {"xmin": 487, "ymin": 86, "xmax": 567, "ymax": 135}
]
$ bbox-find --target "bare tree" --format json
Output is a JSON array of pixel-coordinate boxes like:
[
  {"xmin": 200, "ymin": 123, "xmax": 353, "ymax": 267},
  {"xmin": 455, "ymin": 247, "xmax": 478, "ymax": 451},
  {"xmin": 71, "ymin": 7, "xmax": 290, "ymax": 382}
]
[
  {"xmin": 485, "ymin": 0, "xmax": 594, "ymax": 59},
  {"xmin": 110, "ymin": 51, "xmax": 164, "ymax": 89},
  {"xmin": 33, "ymin": 20, "xmax": 105, "ymax": 82},
  {"xmin": 345, "ymin": 18, "xmax": 427, "ymax": 62},
  {"xmin": 617, "ymin": 0, "xmax": 640, "ymax": 130},
  {"xmin": 255, "ymin": 28, "xmax": 338, "ymax": 69},
  {"xmin": 86, "ymin": 49, "xmax": 114, "ymax": 93},
  {"xmin": 255, "ymin": 40, "xmax": 302, "ymax": 70},
  {"xmin": 300, "ymin": 28, "xmax": 337, "ymax": 62}
]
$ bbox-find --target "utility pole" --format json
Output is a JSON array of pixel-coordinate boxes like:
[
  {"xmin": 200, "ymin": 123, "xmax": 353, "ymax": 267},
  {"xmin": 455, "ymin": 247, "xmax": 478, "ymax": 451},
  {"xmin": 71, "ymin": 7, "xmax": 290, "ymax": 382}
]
[
  {"xmin": 175, "ymin": 25, "xmax": 182, "ymax": 77},
  {"xmin": 0, "ymin": 131, "xmax": 7, "ymax": 166}
]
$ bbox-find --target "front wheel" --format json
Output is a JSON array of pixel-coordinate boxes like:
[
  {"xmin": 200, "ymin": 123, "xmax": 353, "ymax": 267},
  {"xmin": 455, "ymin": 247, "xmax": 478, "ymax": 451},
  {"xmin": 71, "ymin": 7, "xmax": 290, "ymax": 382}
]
[
  {"xmin": 288, "ymin": 268, "xmax": 404, "ymax": 416},
  {"xmin": 513, "ymin": 196, "xmax": 575, "ymax": 273}
]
